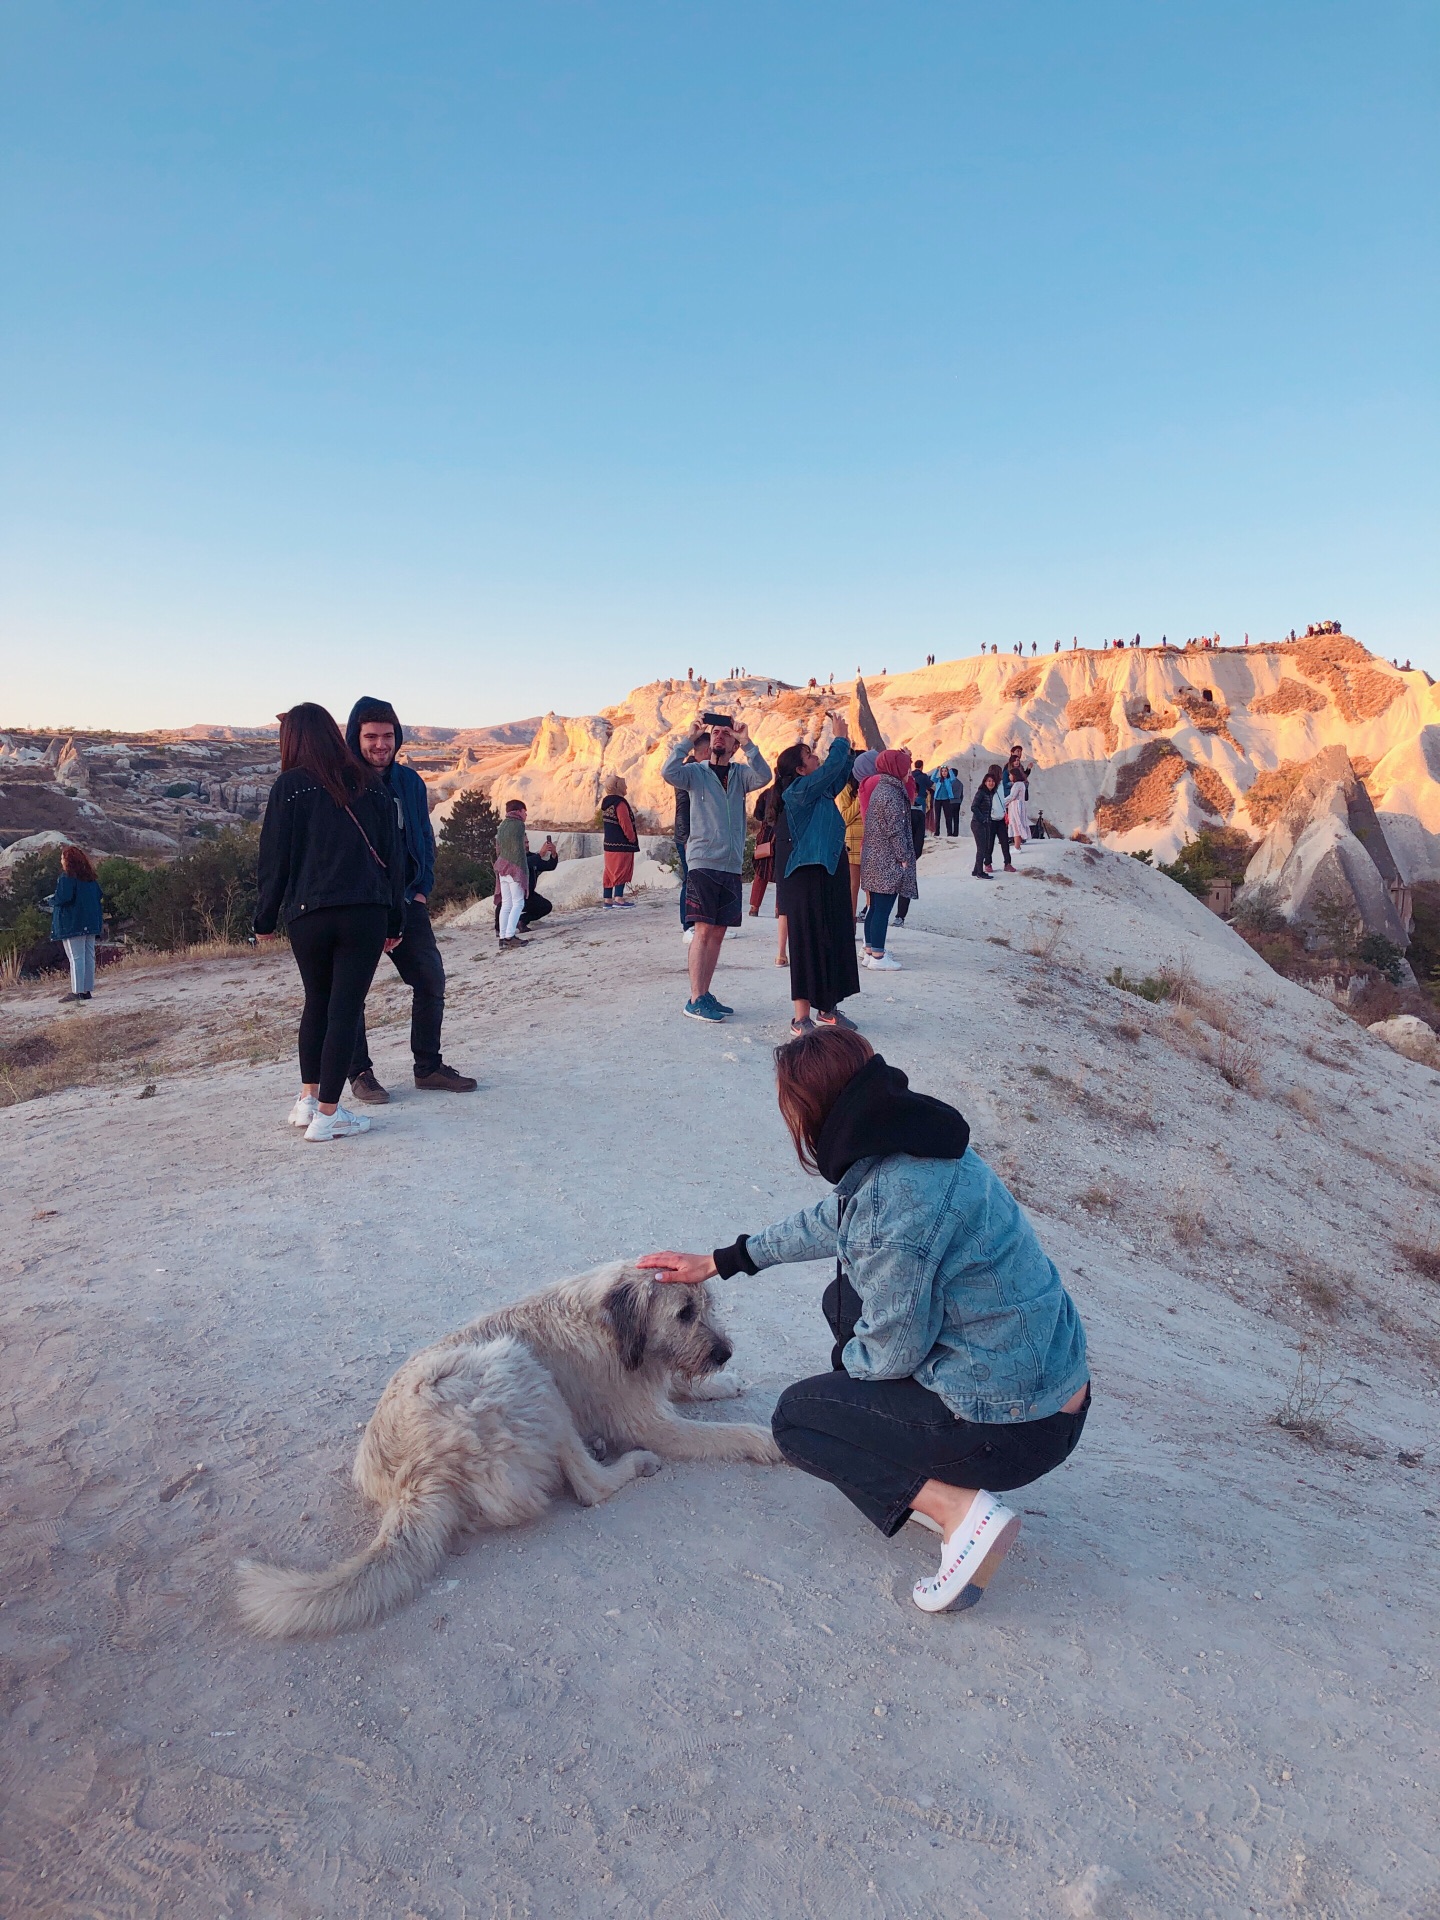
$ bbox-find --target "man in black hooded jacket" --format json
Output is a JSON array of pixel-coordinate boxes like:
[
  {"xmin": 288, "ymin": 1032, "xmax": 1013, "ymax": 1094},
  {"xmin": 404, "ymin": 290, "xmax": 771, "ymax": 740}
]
[{"xmin": 344, "ymin": 697, "xmax": 476, "ymax": 1099}]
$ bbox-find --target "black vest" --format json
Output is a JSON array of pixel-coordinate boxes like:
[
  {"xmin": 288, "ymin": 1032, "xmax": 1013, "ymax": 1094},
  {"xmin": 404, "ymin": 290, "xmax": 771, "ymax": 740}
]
[{"xmin": 601, "ymin": 793, "xmax": 638, "ymax": 851}]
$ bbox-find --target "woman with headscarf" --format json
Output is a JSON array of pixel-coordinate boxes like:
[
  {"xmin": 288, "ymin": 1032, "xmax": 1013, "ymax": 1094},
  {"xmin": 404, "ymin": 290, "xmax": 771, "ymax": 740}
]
[
  {"xmin": 771, "ymin": 714, "xmax": 859, "ymax": 1036},
  {"xmin": 844, "ymin": 750, "xmax": 877, "ymax": 924},
  {"xmin": 858, "ymin": 748, "xmax": 917, "ymax": 971}
]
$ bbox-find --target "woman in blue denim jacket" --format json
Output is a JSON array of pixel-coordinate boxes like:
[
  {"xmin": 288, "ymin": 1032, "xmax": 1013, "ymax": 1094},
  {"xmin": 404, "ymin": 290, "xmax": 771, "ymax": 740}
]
[{"xmin": 640, "ymin": 1029, "xmax": 1090, "ymax": 1614}]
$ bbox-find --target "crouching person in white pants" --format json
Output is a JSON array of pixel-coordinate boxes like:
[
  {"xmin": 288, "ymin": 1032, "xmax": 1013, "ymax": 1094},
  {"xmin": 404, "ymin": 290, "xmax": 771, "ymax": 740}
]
[{"xmin": 495, "ymin": 800, "xmax": 532, "ymax": 951}]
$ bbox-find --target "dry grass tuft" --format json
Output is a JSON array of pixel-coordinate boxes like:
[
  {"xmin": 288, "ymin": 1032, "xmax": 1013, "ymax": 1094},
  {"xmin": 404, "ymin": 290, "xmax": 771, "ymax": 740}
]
[
  {"xmin": 1005, "ymin": 664, "xmax": 1044, "ymax": 702},
  {"xmin": 1093, "ymin": 742, "xmax": 1186, "ymax": 834},
  {"xmin": 1286, "ymin": 1084, "xmax": 1321, "ymax": 1125},
  {"xmin": 1077, "ymin": 1184, "xmax": 1117, "ymax": 1213},
  {"xmin": 0, "ymin": 1009, "xmax": 176, "ymax": 1107},
  {"xmin": 1294, "ymin": 1270, "xmax": 1347, "ymax": 1318},
  {"xmin": 1397, "ymin": 1237, "xmax": 1440, "ymax": 1285},
  {"xmin": 1213, "ymin": 1032, "xmax": 1263, "ymax": 1094},
  {"xmin": 1276, "ymin": 633, "xmax": 1403, "ymax": 723},
  {"xmin": 1169, "ymin": 1202, "xmax": 1207, "ymax": 1246},
  {"xmin": 1251, "ymin": 677, "xmax": 1327, "ymax": 717},
  {"xmin": 1188, "ymin": 762, "xmax": 1235, "ymax": 819},
  {"xmin": 1023, "ymin": 914, "xmax": 1069, "ymax": 963},
  {"xmin": 1128, "ymin": 702, "xmax": 1179, "ymax": 733},
  {"xmin": 1115, "ymin": 1018, "xmax": 1142, "ymax": 1041},
  {"xmin": 1064, "ymin": 690, "xmax": 1118, "ymax": 755},
  {"xmin": 1270, "ymin": 1339, "xmax": 1349, "ymax": 1446},
  {"xmin": 1243, "ymin": 759, "xmax": 1315, "ymax": 830}
]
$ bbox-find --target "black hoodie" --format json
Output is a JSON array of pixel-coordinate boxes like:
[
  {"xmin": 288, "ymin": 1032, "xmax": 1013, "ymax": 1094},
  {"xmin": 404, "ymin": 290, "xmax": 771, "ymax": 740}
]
[
  {"xmin": 344, "ymin": 697, "xmax": 435, "ymax": 902},
  {"xmin": 713, "ymin": 1055, "xmax": 969, "ymax": 1276}
]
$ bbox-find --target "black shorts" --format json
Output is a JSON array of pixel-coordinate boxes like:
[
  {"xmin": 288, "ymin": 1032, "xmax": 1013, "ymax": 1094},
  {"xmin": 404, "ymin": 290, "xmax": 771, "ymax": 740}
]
[{"xmin": 685, "ymin": 867, "xmax": 743, "ymax": 928}]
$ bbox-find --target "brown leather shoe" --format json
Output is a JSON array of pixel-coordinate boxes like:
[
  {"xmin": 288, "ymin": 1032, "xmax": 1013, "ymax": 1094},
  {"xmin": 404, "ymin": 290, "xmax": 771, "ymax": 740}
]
[
  {"xmin": 413, "ymin": 1064, "xmax": 478, "ymax": 1093},
  {"xmin": 349, "ymin": 1069, "xmax": 390, "ymax": 1105}
]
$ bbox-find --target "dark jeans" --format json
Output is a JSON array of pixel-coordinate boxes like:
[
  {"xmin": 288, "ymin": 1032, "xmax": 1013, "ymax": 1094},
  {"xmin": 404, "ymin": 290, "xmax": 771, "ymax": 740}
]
[
  {"xmin": 971, "ymin": 820, "xmax": 991, "ymax": 875},
  {"xmin": 770, "ymin": 1272, "xmax": 1090, "ymax": 1537},
  {"xmin": 349, "ymin": 898, "xmax": 446, "ymax": 1079},
  {"xmin": 992, "ymin": 819, "xmax": 1013, "ymax": 868},
  {"xmin": 941, "ymin": 801, "xmax": 962, "ymax": 837},
  {"xmin": 863, "ymin": 890, "xmax": 897, "ymax": 952},
  {"xmin": 677, "ymin": 842, "xmax": 691, "ymax": 929},
  {"xmin": 290, "ymin": 905, "xmax": 389, "ymax": 1105}
]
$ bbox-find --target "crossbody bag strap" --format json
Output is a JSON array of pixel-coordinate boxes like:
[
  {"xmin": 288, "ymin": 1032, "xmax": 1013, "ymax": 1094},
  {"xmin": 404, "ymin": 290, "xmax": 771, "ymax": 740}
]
[{"xmin": 345, "ymin": 804, "xmax": 390, "ymax": 872}]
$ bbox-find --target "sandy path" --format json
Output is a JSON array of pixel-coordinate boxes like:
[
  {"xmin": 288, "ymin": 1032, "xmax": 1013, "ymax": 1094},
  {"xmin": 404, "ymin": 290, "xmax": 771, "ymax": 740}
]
[{"xmin": 2, "ymin": 840, "xmax": 1438, "ymax": 1918}]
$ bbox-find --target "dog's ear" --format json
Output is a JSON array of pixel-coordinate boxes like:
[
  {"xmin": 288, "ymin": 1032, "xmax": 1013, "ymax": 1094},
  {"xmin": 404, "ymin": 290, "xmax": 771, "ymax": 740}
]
[{"xmin": 604, "ymin": 1276, "xmax": 650, "ymax": 1372}]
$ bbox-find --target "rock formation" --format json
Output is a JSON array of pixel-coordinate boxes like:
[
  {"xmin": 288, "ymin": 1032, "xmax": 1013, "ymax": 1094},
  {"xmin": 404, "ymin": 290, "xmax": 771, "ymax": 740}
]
[{"xmin": 1240, "ymin": 746, "xmax": 1411, "ymax": 946}]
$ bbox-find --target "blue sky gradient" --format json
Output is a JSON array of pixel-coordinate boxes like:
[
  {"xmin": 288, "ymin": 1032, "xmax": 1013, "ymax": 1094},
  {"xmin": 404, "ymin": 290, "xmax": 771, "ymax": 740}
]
[{"xmin": 2, "ymin": 2, "xmax": 1436, "ymax": 728}]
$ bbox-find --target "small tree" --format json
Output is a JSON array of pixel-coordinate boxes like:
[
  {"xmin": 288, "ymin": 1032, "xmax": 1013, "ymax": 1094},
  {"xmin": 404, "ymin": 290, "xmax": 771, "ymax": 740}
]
[
  {"xmin": 95, "ymin": 856, "xmax": 156, "ymax": 927},
  {"xmin": 1159, "ymin": 826, "xmax": 1255, "ymax": 896},
  {"xmin": 134, "ymin": 826, "xmax": 260, "ymax": 948},
  {"xmin": 432, "ymin": 789, "xmax": 499, "ymax": 910},
  {"xmin": 1308, "ymin": 886, "xmax": 1360, "ymax": 966}
]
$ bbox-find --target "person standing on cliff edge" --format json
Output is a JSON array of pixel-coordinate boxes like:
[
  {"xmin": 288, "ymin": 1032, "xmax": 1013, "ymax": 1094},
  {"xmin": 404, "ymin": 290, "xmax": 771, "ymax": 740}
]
[{"xmin": 344, "ymin": 696, "xmax": 477, "ymax": 1100}]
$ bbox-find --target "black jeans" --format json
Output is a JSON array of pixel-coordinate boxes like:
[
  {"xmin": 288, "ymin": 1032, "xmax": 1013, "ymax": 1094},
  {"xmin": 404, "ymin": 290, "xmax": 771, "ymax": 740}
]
[
  {"xmin": 349, "ymin": 899, "xmax": 446, "ymax": 1078},
  {"xmin": 971, "ymin": 820, "xmax": 991, "ymax": 875},
  {"xmin": 941, "ymin": 801, "xmax": 962, "ymax": 837},
  {"xmin": 770, "ymin": 1272, "xmax": 1090, "ymax": 1537},
  {"xmin": 289, "ymin": 905, "xmax": 389, "ymax": 1105},
  {"xmin": 991, "ymin": 819, "xmax": 1013, "ymax": 868}
]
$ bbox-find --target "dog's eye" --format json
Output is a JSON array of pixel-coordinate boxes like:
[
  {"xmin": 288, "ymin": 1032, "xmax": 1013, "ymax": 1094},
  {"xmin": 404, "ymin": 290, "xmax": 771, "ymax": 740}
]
[{"xmin": 676, "ymin": 1302, "xmax": 696, "ymax": 1322}]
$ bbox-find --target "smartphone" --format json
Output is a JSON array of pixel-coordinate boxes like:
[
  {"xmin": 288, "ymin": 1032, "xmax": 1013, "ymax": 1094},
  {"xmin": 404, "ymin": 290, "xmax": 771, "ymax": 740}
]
[{"xmin": 700, "ymin": 711, "xmax": 734, "ymax": 729}]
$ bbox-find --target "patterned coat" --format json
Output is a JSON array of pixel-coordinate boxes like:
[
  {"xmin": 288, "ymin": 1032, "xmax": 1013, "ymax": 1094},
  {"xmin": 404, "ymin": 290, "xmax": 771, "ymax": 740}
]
[{"xmin": 859, "ymin": 776, "xmax": 918, "ymax": 900}]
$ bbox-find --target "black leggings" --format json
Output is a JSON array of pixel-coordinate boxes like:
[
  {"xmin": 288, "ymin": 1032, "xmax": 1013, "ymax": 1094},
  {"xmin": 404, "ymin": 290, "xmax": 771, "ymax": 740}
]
[
  {"xmin": 971, "ymin": 820, "xmax": 991, "ymax": 875},
  {"xmin": 288, "ymin": 905, "xmax": 389, "ymax": 1105},
  {"xmin": 941, "ymin": 801, "xmax": 962, "ymax": 836},
  {"xmin": 770, "ymin": 1273, "xmax": 1090, "ymax": 1537}
]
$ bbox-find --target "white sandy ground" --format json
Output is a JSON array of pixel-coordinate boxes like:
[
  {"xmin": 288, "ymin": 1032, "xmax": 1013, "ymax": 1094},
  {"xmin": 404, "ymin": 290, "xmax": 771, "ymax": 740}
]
[{"xmin": 2, "ymin": 837, "xmax": 1439, "ymax": 1919}]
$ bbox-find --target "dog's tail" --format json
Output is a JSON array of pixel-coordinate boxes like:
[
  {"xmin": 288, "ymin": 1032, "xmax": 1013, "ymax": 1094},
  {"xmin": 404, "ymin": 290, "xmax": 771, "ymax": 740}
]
[{"xmin": 235, "ymin": 1481, "xmax": 456, "ymax": 1639}]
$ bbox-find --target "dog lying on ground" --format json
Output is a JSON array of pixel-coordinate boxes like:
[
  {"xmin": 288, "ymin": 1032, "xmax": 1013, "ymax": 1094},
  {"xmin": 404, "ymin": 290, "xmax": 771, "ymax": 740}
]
[{"xmin": 235, "ymin": 1262, "xmax": 783, "ymax": 1638}]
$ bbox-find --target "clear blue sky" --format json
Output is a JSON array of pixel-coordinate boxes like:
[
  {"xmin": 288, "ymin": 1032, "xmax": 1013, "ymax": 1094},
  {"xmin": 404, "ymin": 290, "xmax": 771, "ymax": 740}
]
[{"xmin": 3, "ymin": 2, "xmax": 1436, "ymax": 730}]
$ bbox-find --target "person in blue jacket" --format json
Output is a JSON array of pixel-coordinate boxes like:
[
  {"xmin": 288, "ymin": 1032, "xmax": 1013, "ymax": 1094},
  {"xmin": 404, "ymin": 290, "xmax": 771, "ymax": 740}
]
[
  {"xmin": 769, "ymin": 712, "xmax": 858, "ymax": 1036},
  {"xmin": 51, "ymin": 845, "xmax": 104, "ymax": 1002},
  {"xmin": 344, "ymin": 697, "xmax": 476, "ymax": 1101},
  {"xmin": 641, "ymin": 1027, "xmax": 1090, "ymax": 1616}
]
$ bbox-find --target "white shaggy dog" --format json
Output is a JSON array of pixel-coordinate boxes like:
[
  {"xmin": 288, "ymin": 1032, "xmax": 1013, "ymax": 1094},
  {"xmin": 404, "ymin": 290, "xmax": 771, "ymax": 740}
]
[{"xmin": 236, "ymin": 1262, "xmax": 782, "ymax": 1638}]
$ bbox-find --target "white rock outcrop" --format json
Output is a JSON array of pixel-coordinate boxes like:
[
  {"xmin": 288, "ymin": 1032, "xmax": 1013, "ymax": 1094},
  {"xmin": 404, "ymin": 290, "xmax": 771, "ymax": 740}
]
[{"xmin": 1367, "ymin": 1015, "xmax": 1440, "ymax": 1069}]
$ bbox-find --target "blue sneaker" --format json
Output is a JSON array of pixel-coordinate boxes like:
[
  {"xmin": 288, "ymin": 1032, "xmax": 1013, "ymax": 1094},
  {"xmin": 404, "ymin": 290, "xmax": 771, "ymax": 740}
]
[
  {"xmin": 701, "ymin": 992, "xmax": 734, "ymax": 1017},
  {"xmin": 684, "ymin": 996, "xmax": 727, "ymax": 1022}
]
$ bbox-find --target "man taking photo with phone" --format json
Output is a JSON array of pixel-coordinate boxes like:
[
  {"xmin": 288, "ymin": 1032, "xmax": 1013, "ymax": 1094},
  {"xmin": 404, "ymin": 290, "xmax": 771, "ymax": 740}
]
[
  {"xmin": 662, "ymin": 714, "xmax": 770, "ymax": 1022},
  {"xmin": 344, "ymin": 696, "xmax": 477, "ymax": 1099}
]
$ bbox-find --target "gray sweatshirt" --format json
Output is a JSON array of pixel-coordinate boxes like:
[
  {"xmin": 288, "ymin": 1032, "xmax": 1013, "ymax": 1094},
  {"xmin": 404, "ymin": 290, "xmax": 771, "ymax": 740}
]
[{"xmin": 662, "ymin": 736, "xmax": 771, "ymax": 873}]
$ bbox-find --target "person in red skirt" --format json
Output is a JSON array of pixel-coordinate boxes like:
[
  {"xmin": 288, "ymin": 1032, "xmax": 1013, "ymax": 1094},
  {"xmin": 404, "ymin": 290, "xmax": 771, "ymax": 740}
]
[{"xmin": 600, "ymin": 776, "xmax": 640, "ymax": 907}]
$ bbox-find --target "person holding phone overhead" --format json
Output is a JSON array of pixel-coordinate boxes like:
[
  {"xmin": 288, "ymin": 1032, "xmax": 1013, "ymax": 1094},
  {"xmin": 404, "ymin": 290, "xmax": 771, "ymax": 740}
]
[
  {"xmin": 255, "ymin": 703, "xmax": 406, "ymax": 1143},
  {"xmin": 662, "ymin": 712, "xmax": 770, "ymax": 1023}
]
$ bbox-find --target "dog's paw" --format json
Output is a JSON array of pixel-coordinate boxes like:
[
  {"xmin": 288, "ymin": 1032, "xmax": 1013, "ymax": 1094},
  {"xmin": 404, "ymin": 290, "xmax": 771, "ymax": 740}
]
[
  {"xmin": 631, "ymin": 1450, "xmax": 664, "ymax": 1478},
  {"xmin": 743, "ymin": 1430, "xmax": 786, "ymax": 1466},
  {"xmin": 674, "ymin": 1372, "xmax": 747, "ymax": 1402},
  {"xmin": 587, "ymin": 1435, "xmax": 609, "ymax": 1461}
]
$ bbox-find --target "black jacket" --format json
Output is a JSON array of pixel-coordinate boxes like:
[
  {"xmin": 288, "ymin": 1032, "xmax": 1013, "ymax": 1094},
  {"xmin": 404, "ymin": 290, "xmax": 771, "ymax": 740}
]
[
  {"xmin": 254, "ymin": 771, "xmax": 406, "ymax": 936},
  {"xmin": 971, "ymin": 783, "xmax": 998, "ymax": 826}
]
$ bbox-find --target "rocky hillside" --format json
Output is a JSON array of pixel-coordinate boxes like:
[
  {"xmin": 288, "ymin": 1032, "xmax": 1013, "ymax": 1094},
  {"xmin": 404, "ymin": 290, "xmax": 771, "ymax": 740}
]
[{"xmin": 444, "ymin": 634, "xmax": 1440, "ymax": 886}]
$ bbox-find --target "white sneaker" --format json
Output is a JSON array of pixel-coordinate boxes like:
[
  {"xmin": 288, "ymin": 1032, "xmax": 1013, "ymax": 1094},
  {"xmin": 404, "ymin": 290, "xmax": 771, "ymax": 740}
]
[
  {"xmin": 287, "ymin": 1093, "xmax": 318, "ymax": 1128},
  {"xmin": 867, "ymin": 952, "xmax": 902, "ymax": 971},
  {"xmin": 683, "ymin": 926, "xmax": 695, "ymax": 945},
  {"xmin": 303, "ymin": 1104, "xmax": 371, "ymax": 1143},
  {"xmin": 912, "ymin": 1494, "xmax": 1020, "ymax": 1614}
]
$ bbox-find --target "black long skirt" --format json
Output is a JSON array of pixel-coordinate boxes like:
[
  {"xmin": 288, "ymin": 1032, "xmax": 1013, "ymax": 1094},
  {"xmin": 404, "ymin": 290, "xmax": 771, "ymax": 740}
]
[{"xmin": 786, "ymin": 860, "xmax": 861, "ymax": 1011}]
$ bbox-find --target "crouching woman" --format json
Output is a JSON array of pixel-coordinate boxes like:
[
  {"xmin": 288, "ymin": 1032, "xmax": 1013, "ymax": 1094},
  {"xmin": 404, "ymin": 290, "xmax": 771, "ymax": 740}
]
[{"xmin": 639, "ymin": 1029, "xmax": 1090, "ymax": 1613}]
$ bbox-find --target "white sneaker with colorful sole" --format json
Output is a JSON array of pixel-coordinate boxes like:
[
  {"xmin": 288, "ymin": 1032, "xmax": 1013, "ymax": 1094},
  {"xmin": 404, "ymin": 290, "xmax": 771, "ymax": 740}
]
[{"xmin": 911, "ymin": 1492, "xmax": 1020, "ymax": 1614}]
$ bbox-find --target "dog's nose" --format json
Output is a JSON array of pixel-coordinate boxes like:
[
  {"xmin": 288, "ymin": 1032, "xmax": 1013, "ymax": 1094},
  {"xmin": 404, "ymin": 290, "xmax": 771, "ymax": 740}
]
[{"xmin": 709, "ymin": 1339, "xmax": 733, "ymax": 1368}]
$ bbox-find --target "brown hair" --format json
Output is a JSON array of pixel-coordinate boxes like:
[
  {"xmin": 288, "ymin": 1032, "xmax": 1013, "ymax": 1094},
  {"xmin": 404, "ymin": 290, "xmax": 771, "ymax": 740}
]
[
  {"xmin": 277, "ymin": 703, "xmax": 373, "ymax": 808},
  {"xmin": 773, "ymin": 1027, "xmax": 875, "ymax": 1172},
  {"xmin": 60, "ymin": 844, "xmax": 98, "ymax": 883}
]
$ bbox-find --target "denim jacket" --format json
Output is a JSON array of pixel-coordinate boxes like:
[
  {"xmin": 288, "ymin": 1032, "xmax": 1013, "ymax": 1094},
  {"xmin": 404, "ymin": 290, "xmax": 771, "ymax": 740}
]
[
  {"xmin": 781, "ymin": 738, "xmax": 854, "ymax": 877},
  {"xmin": 745, "ymin": 1149, "xmax": 1089, "ymax": 1423}
]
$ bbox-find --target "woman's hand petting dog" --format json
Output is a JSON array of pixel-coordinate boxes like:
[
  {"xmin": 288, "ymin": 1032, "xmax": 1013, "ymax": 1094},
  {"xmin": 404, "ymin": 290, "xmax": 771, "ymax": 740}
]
[{"xmin": 637, "ymin": 1251, "xmax": 716, "ymax": 1286}]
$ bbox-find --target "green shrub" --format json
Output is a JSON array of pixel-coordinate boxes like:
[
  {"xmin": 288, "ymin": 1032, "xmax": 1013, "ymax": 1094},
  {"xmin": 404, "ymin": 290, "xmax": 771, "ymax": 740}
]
[
  {"xmin": 1408, "ymin": 881, "xmax": 1440, "ymax": 996},
  {"xmin": 95, "ymin": 856, "xmax": 156, "ymax": 926},
  {"xmin": 1106, "ymin": 965, "xmax": 1171, "ymax": 1003},
  {"xmin": 431, "ymin": 791, "xmax": 498, "ymax": 910},
  {"xmin": 1159, "ymin": 826, "xmax": 1256, "ymax": 896},
  {"xmin": 133, "ymin": 826, "xmax": 260, "ymax": 948},
  {"xmin": 1357, "ymin": 932, "xmax": 1405, "ymax": 985},
  {"xmin": 164, "ymin": 781, "xmax": 196, "ymax": 798},
  {"xmin": 0, "ymin": 848, "xmax": 66, "ymax": 959}
]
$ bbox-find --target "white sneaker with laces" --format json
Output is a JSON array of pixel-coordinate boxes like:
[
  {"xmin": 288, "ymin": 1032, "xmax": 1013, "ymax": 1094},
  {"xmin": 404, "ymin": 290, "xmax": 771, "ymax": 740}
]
[
  {"xmin": 288, "ymin": 1093, "xmax": 318, "ymax": 1128},
  {"xmin": 867, "ymin": 952, "xmax": 902, "ymax": 971},
  {"xmin": 303, "ymin": 1104, "xmax": 372, "ymax": 1143}
]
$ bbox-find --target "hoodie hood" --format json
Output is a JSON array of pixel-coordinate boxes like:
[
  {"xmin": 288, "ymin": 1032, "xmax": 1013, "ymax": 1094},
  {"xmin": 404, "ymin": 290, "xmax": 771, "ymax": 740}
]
[
  {"xmin": 346, "ymin": 697, "xmax": 404, "ymax": 764},
  {"xmin": 814, "ymin": 1053, "xmax": 970, "ymax": 1184}
]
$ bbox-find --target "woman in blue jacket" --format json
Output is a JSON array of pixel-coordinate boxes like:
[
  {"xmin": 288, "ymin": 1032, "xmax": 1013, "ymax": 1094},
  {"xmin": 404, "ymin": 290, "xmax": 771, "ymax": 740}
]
[
  {"xmin": 51, "ymin": 846, "xmax": 104, "ymax": 1002},
  {"xmin": 769, "ymin": 713, "xmax": 858, "ymax": 1037},
  {"xmin": 641, "ymin": 1028, "xmax": 1090, "ymax": 1614}
]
